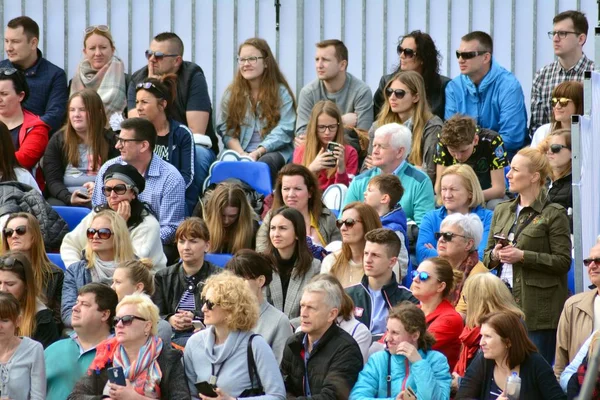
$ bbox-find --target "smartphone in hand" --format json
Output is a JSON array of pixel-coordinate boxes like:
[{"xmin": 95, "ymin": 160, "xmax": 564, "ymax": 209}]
[
  {"xmin": 107, "ymin": 366, "xmax": 126, "ymax": 386},
  {"xmin": 493, "ymin": 234, "xmax": 510, "ymax": 247}
]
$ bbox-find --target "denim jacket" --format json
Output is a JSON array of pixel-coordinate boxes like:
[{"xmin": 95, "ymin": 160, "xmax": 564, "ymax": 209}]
[
  {"xmin": 61, "ymin": 259, "xmax": 93, "ymax": 328},
  {"xmin": 217, "ymin": 84, "xmax": 296, "ymax": 161}
]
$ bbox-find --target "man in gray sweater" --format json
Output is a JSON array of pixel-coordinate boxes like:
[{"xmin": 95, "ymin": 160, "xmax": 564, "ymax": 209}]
[{"xmin": 295, "ymin": 39, "xmax": 373, "ymax": 154}]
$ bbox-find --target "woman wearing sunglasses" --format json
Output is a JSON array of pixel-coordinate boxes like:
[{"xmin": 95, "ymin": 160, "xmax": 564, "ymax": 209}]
[
  {"xmin": 70, "ymin": 293, "xmax": 190, "ymax": 399},
  {"xmin": 263, "ymin": 207, "xmax": 321, "ymax": 326},
  {"xmin": 135, "ymin": 75, "xmax": 197, "ymax": 214},
  {"xmin": 0, "ymin": 121, "xmax": 40, "ymax": 191},
  {"xmin": 543, "ymin": 129, "xmax": 573, "ymax": 231},
  {"xmin": 43, "ymin": 89, "xmax": 119, "ymax": 207},
  {"xmin": 0, "ymin": 252, "xmax": 60, "ymax": 348},
  {"xmin": 256, "ymin": 164, "xmax": 340, "ymax": 254},
  {"xmin": 293, "ymin": 100, "xmax": 358, "ymax": 190},
  {"xmin": 60, "ymin": 163, "xmax": 166, "ymax": 271},
  {"xmin": 70, "ymin": 25, "xmax": 126, "ymax": 119},
  {"xmin": 373, "ymin": 30, "xmax": 450, "ymax": 121},
  {"xmin": 1, "ymin": 213, "xmax": 64, "ymax": 328},
  {"xmin": 0, "ymin": 291, "xmax": 46, "ymax": 400},
  {"xmin": 61, "ymin": 209, "xmax": 136, "ymax": 327},
  {"xmin": 0, "ymin": 68, "xmax": 50, "ymax": 188},
  {"xmin": 321, "ymin": 202, "xmax": 382, "ymax": 287},
  {"xmin": 410, "ymin": 257, "xmax": 463, "ymax": 372},
  {"xmin": 217, "ymin": 37, "xmax": 296, "ymax": 183},
  {"xmin": 530, "ymin": 81, "xmax": 582, "ymax": 148},
  {"xmin": 417, "ymin": 164, "xmax": 493, "ymax": 264},
  {"xmin": 484, "ymin": 146, "xmax": 571, "ymax": 364},
  {"xmin": 184, "ymin": 272, "xmax": 286, "ymax": 399}
]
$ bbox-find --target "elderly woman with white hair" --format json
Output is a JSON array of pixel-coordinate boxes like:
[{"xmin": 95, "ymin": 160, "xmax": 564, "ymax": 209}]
[
  {"xmin": 343, "ymin": 122, "xmax": 435, "ymax": 225},
  {"xmin": 436, "ymin": 212, "xmax": 489, "ymax": 317}
]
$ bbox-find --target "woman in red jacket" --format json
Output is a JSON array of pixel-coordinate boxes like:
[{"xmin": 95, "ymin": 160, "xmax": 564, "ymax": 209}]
[
  {"xmin": 0, "ymin": 68, "xmax": 50, "ymax": 188},
  {"xmin": 411, "ymin": 256, "xmax": 464, "ymax": 371}
]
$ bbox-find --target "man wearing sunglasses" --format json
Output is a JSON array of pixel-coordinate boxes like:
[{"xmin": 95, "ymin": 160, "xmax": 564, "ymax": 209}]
[
  {"xmin": 0, "ymin": 16, "xmax": 68, "ymax": 133},
  {"xmin": 445, "ymin": 31, "xmax": 527, "ymax": 159},
  {"xmin": 530, "ymin": 10, "xmax": 593, "ymax": 134}
]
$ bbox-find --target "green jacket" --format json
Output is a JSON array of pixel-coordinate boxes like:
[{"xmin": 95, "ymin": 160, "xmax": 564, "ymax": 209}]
[{"xmin": 483, "ymin": 190, "xmax": 571, "ymax": 331}]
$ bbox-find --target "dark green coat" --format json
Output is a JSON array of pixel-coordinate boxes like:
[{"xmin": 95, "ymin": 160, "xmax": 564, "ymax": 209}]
[{"xmin": 483, "ymin": 190, "xmax": 571, "ymax": 331}]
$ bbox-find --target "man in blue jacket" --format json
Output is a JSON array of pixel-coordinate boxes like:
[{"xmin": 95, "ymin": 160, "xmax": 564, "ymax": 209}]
[{"xmin": 445, "ymin": 31, "xmax": 527, "ymax": 158}]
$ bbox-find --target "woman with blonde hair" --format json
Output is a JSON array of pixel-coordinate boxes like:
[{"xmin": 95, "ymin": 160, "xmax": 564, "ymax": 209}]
[
  {"xmin": 2, "ymin": 212, "xmax": 64, "ymax": 325},
  {"xmin": 485, "ymin": 146, "xmax": 571, "ymax": 363},
  {"xmin": 61, "ymin": 209, "xmax": 135, "ymax": 327},
  {"xmin": 366, "ymin": 70, "xmax": 443, "ymax": 182},
  {"xmin": 184, "ymin": 272, "xmax": 286, "ymax": 399},
  {"xmin": 293, "ymin": 100, "xmax": 358, "ymax": 190},
  {"xmin": 321, "ymin": 202, "xmax": 382, "ymax": 287},
  {"xmin": 217, "ymin": 37, "xmax": 296, "ymax": 182},
  {"xmin": 417, "ymin": 163, "xmax": 492, "ymax": 263}
]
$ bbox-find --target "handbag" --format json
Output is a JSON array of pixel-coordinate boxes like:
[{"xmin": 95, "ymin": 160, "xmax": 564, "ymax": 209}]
[{"xmin": 238, "ymin": 334, "xmax": 265, "ymax": 397}]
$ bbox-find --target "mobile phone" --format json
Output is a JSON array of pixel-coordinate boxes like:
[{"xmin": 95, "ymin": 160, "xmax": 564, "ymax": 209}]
[
  {"xmin": 195, "ymin": 381, "xmax": 218, "ymax": 398},
  {"xmin": 327, "ymin": 141, "xmax": 340, "ymax": 153},
  {"xmin": 76, "ymin": 191, "xmax": 90, "ymax": 200},
  {"xmin": 192, "ymin": 319, "xmax": 205, "ymax": 330},
  {"xmin": 107, "ymin": 366, "xmax": 126, "ymax": 386},
  {"xmin": 406, "ymin": 386, "xmax": 417, "ymax": 399},
  {"xmin": 493, "ymin": 234, "xmax": 509, "ymax": 247}
]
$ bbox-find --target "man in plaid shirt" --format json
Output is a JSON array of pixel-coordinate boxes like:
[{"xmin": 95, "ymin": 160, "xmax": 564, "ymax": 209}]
[{"xmin": 530, "ymin": 10, "xmax": 594, "ymax": 133}]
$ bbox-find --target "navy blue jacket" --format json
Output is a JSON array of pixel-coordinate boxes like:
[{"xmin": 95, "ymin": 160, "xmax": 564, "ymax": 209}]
[{"xmin": 380, "ymin": 205, "xmax": 411, "ymax": 275}]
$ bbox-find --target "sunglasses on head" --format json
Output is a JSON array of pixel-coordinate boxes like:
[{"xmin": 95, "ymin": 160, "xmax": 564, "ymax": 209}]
[
  {"xmin": 397, "ymin": 46, "xmax": 416, "ymax": 58},
  {"xmin": 145, "ymin": 50, "xmax": 178, "ymax": 60},
  {"xmin": 551, "ymin": 97, "xmax": 573, "ymax": 108},
  {"xmin": 385, "ymin": 88, "xmax": 407, "ymax": 99},
  {"xmin": 584, "ymin": 258, "xmax": 600, "ymax": 267},
  {"xmin": 434, "ymin": 231, "xmax": 467, "ymax": 242},
  {"xmin": 113, "ymin": 315, "xmax": 147, "ymax": 326},
  {"xmin": 3, "ymin": 225, "xmax": 27, "ymax": 237},
  {"xmin": 455, "ymin": 50, "xmax": 488, "ymax": 60},
  {"xmin": 411, "ymin": 270, "xmax": 441, "ymax": 282},
  {"xmin": 0, "ymin": 256, "xmax": 24, "ymax": 270},
  {"xmin": 0, "ymin": 68, "xmax": 18, "ymax": 76},
  {"xmin": 103, "ymin": 184, "xmax": 134, "ymax": 196},
  {"xmin": 86, "ymin": 228, "xmax": 113, "ymax": 240},
  {"xmin": 202, "ymin": 298, "xmax": 217, "ymax": 311},
  {"xmin": 336, "ymin": 218, "xmax": 362, "ymax": 229},
  {"xmin": 84, "ymin": 25, "xmax": 109, "ymax": 34},
  {"xmin": 549, "ymin": 144, "xmax": 570, "ymax": 154}
]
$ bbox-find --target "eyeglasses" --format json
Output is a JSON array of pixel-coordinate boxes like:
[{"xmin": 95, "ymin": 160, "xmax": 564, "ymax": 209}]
[
  {"xmin": 584, "ymin": 258, "xmax": 600, "ymax": 267},
  {"xmin": 113, "ymin": 315, "xmax": 147, "ymax": 326},
  {"xmin": 551, "ymin": 97, "xmax": 573, "ymax": 108},
  {"xmin": 397, "ymin": 46, "xmax": 416, "ymax": 58},
  {"xmin": 411, "ymin": 270, "xmax": 442, "ymax": 282},
  {"xmin": 115, "ymin": 135, "xmax": 144, "ymax": 145},
  {"xmin": 84, "ymin": 25, "xmax": 110, "ymax": 34},
  {"xmin": 435, "ymin": 231, "xmax": 467, "ymax": 242},
  {"xmin": 202, "ymin": 298, "xmax": 217, "ymax": 310},
  {"xmin": 237, "ymin": 56, "xmax": 265, "ymax": 65},
  {"xmin": 336, "ymin": 218, "xmax": 362, "ymax": 229},
  {"xmin": 86, "ymin": 228, "xmax": 113, "ymax": 240},
  {"xmin": 145, "ymin": 50, "xmax": 178, "ymax": 60},
  {"xmin": 0, "ymin": 68, "xmax": 18, "ymax": 76},
  {"xmin": 317, "ymin": 123, "xmax": 339, "ymax": 133},
  {"xmin": 549, "ymin": 144, "xmax": 570, "ymax": 154},
  {"xmin": 548, "ymin": 30, "xmax": 580, "ymax": 39},
  {"xmin": 385, "ymin": 88, "xmax": 407, "ymax": 99},
  {"xmin": 3, "ymin": 225, "xmax": 27, "ymax": 237},
  {"xmin": 103, "ymin": 184, "xmax": 134, "ymax": 196},
  {"xmin": 455, "ymin": 50, "xmax": 488, "ymax": 60}
]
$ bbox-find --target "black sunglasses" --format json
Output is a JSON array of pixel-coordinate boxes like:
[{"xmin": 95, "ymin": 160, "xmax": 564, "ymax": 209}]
[
  {"xmin": 385, "ymin": 88, "xmax": 407, "ymax": 99},
  {"xmin": 145, "ymin": 50, "xmax": 178, "ymax": 60},
  {"xmin": 397, "ymin": 46, "xmax": 416, "ymax": 58},
  {"xmin": 584, "ymin": 258, "xmax": 600, "ymax": 267},
  {"xmin": 411, "ymin": 270, "xmax": 442, "ymax": 282},
  {"xmin": 3, "ymin": 225, "xmax": 27, "ymax": 237},
  {"xmin": 549, "ymin": 144, "xmax": 570, "ymax": 154},
  {"xmin": 114, "ymin": 315, "xmax": 147, "ymax": 326},
  {"xmin": 0, "ymin": 256, "xmax": 24, "ymax": 270},
  {"xmin": 0, "ymin": 68, "xmax": 18, "ymax": 76},
  {"xmin": 103, "ymin": 184, "xmax": 134, "ymax": 196},
  {"xmin": 202, "ymin": 298, "xmax": 217, "ymax": 311},
  {"xmin": 434, "ymin": 231, "xmax": 467, "ymax": 242},
  {"xmin": 336, "ymin": 218, "xmax": 362, "ymax": 229},
  {"xmin": 86, "ymin": 228, "xmax": 113, "ymax": 240},
  {"xmin": 455, "ymin": 50, "xmax": 488, "ymax": 60}
]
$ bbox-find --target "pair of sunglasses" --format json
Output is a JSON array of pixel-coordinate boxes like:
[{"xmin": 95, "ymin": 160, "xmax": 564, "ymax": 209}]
[
  {"xmin": 551, "ymin": 97, "xmax": 573, "ymax": 108},
  {"xmin": 385, "ymin": 88, "xmax": 407, "ymax": 99},
  {"xmin": 3, "ymin": 225, "xmax": 27, "ymax": 237},
  {"xmin": 0, "ymin": 256, "xmax": 24, "ymax": 269},
  {"xmin": 455, "ymin": 50, "xmax": 488, "ymax": 60},
  {"xmin": 396, "ymin": 46, "xmax": 416, "ymax": 58},
  {"xmin": 0, "ymin": 68, "xmax": 18, "ymax": 76},
  {"xmin": 103, "ymin": 184, "xmax": 134, "ymax": 196},
  {"xmin": 86, "ymin": 228, "xmax": 113, "ymax": 240},
  {"xmin": 336, "ymin": 218, "xmax": 362, "ymax": 229},
  {"xmin": 84, "ymin": 25, "xmax": 109, "ymax": 34},
  {"xmin": 202, "ymin": 298, "xmax": 217, "ymax": 310},
  {"xmin": 583, "ymin": 258, "xmax": 600, "ymax": 267},
  {"xmin": 114, "ymin": 315, "xmax": 147, "ymax": 326},
  {"xmin": 549, "ymin": 144, "xmax": 570, "ymax": 154},
  {"xmin": 434, "ymin": 231, "xmax": 467, "ymax": 242},
  {"xmin": 411, "ymin": 270, "xmax": 442, "ymax": 282},
  {"xmin": 145, "ymin": 50, "xmax": 178, "ymax": 60}
]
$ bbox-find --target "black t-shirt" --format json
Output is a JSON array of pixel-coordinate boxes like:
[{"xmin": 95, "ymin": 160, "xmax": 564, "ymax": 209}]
[
  {"xmin": 433, "ymin": 128, "xmax": 507, "ymax": 190},
  {"xmin": 10, "ymin": 124, "xmax": 22, "ymax": 151},
  {"xmin": 154, "ymin": 134, "xmax": 170, "ymax": 162}
]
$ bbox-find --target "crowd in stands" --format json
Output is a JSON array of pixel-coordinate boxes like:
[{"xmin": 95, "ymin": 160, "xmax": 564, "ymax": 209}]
[{"xmin": 0, "ymin": 8, "xmax": 593, "ymax": 399}]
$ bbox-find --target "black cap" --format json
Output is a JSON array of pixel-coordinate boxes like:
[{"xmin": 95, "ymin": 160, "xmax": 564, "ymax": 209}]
[{"xmin": 103, "ymin": 163, "xmax": 145, "ymax": 194}]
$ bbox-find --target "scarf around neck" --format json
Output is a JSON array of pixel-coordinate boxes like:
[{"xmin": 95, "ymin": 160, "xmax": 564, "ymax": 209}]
[{"xmin": 113, "ymin": 335, "xmax": 163, "ymax": 398}]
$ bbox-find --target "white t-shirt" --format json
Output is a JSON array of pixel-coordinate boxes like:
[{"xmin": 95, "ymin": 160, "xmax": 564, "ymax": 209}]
[{"xmin": 530, "ymin": 123, "xmax": 551, "ymax": 148}]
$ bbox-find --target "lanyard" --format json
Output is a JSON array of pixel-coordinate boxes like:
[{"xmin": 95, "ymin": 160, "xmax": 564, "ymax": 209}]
[{"xmin": 209, "ymin": 358, "xmax": 228, "ymax": 386}]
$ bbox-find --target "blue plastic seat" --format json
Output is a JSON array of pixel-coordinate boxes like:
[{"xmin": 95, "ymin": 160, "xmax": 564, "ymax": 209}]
[
  {"xmin": 52, "ymin": 206, "xmax": 91, "ymax": 231},
  {"xmin": 568, "ymin": 258, "xmax": 575, "ymax": 294},
  {"xmin": 204, "ymin": 253, "xmax": 233, "ymax": 268},
  {"xmin": 504, "ymin": 165, "xmax": 510, "ymax": 189},
  {"xmin": 48, "ymin": 253, "xmax": 66, "ymax": 271},
  {"xmin": 204, "ymin": 161, "xmax": 272, "ymax": 196}
]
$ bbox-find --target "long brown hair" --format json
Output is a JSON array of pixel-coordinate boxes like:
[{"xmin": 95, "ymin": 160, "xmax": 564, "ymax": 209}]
[
  {"xmin": 479, "ymin": 312, "xmax": 537, "ymax": 369},
  {"xmin": 0, "ymin": 252, "xmax": 38, "ymax": 338},
  {"xmin": 330, "ymin": 202, "xmax": 382, "ymax": 278},
  {"xmin": 223, "ymin": 38, "xmax": 296, "ymax": 139},
  {"xmin": 205, "ymin": 183, "xmax": 254, "ymax": 253},
  {"xmin": 0, "ymin": 121, "xmax": 19, "ymax": 181},
  {"xmin": 388, "ymin": 301, "xmax": 436, "ymax": 351},
  {"xmin": 137, "ymin": 73, "xmax": 178, "ymax": 120},
  {"xmin": 302, "ymin": 101, "xmax": 344, "ymax": 178},
  {"xmin": 272, "ymin": 164, "xmax": 324, "ymax": 219},
  {"xmin": 62, "ymin": 89, "xmax": 109, "ymax": 171},
  {"xmin": 546, "ymin": 128, "xmax": 572, "ymax": 180},
  {"xmin": 1, "ymin": 213, "xmax": 54, "ymax": 298},
  {"xmin": 550, "ymin": 81, "xmax": 583, "ymax": 130}
]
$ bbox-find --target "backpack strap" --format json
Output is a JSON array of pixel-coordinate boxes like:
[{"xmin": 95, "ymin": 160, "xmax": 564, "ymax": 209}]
[{"xmin": 247, "ymin": 334, "xmax": 264, "ymax": 391}]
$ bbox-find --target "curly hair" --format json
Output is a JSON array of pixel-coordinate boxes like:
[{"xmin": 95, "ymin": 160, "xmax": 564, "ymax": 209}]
[
  {"xmin": 439, "ymin": 115, "xmax": 478, "ymax": 148},
  {"xmin": 201, "ymin": 271, "xmax": 259, "ymax": 331},
  {"xmin": 388, "ymin": 301, "xmax": 436, "ymax": 351},
  {"xmin": 394, "ymin": 31, "xmax": 442, "ymax": 94}
]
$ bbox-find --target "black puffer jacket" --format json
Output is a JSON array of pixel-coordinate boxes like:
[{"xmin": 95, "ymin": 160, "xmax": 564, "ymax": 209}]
[
  {"xmin": 281, "ymin": 323, "xmax": 363, "ymax": 399},
  {"xmin": 0, "ymin": 182, "xmax": 68, "ymax": 250}
]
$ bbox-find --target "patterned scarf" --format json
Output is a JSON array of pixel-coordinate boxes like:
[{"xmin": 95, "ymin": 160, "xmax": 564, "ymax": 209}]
[
  {"xmin": 71, "ymin": 55, "xmax": 127, "ymax": 117},
  {"xmin": 451, "ymin": 251, "xmax": 480, "ymax": 306},
  {"xmin": 113, "ymin": 335, "xmax": 163, "ymax": 398},
  {"xmin": 455, "ymin": 325, "xmax": 481, "ymax": 376}
]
